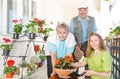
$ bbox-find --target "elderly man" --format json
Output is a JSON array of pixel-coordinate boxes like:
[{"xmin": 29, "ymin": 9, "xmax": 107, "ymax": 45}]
[{"xmin": 69, "ymin": 3, "xmax": 97, "ymax": 58}]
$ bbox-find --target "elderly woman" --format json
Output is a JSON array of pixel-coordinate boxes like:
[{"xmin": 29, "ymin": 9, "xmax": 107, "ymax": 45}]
[{"xmin": 46, "ymin": 22, "xmax": 76, "ymax": 78}]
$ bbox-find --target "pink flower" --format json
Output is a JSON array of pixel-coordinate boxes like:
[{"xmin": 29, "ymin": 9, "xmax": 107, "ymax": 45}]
[
  {"xmin": 50, "ymin": 21, "xmax": 53, "ymax": 25},
  {"xmin": 12, "ymin": 20, "xmax": 18, "ymax": 23},
  {"xmin": 109, "ymin": 28, "xmax": 112, "ymax": 30},
  {"xmin": 34, "ymin": 18, "xmax": 39, "ymax": 22},
  {"xmin": 3, "ymin": 38, "xmax": 11, "ymax": 43},
  {"xmin": 19, "ymin": 19, "xmax": 23, "ymax": 23}
]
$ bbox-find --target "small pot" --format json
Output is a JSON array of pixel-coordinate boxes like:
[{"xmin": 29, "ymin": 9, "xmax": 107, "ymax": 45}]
[
  {"xmin": 34, "ymin": 45, "xmax": 40, "ymax": 52},
  {"xmin": 3, "ymin": 50, "xmax": 10, "ymax": 56},
  {"xmin": 29, "ymin": 33, "xmax": 36, "ymax": 39},
  {"xmin": 43, "ymin": 36, "xmax": 48, "ymax": 41},
  {"xmin": 6, "ymin": 72, "xmax": 13, "ymax": 78},
  {"xmin": 13, "ymin": 33, "xmax": 19, "ymax": 39}
]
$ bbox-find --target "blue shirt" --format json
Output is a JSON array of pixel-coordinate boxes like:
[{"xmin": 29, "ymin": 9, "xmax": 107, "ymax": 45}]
[
  {"xmin": 47, "ymin": 40, "xmax": 74, "ymax": 59},
  {"xmin": 69, "ymin": 16, "xmax": 97, "ymax": 43}
]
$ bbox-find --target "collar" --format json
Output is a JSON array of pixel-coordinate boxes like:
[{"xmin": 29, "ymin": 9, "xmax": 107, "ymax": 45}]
[{"xmin": 77, "ymin": 16, "xmax": 90, "ymax": 22}]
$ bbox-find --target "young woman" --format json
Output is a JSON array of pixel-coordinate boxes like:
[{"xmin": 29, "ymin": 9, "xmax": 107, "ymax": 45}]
[
  {"xmin": 46, "ymin": 23, "xmax": 76, "ymax": 78},
  {"xmin": 72, "ymin": 33, "xmax": 112, "ymax": 79}
]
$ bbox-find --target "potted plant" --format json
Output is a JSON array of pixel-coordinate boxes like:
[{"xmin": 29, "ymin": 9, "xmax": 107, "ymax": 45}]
[
  {"xmin": 54, "ymin": 56, "xmax": 76, "ymax": 78},
  {"xmin": 109, "ymin": 26, "xmax": 120, "ymax": 37},
  {"xmin": 0, "ymin": 38, "xmax": 12, "ymax": 56},
  {"xmin": 34, "ymin": 18, "xmax": 46, "ymax": 33},
  {"xmin": 105, "ymin": 26, "xmax": 120, "ymax": 44},
  {"xmin": 19, "ymin": 62, "xmax": 29, "ymax": 76},
  {"xmin": 4, "ymin": 59, "xmax": 17, "ymax": 78},
  {"xmin": 25, "ymin": 18, "xmax": 38, "ymax": 39},
  {"xmin": 42, "ymin": 28, "xmax": 54, "ymax": 41},
  {"xmin": 12, "ymin": 19, "xmax": 24, "ymax": 39}
]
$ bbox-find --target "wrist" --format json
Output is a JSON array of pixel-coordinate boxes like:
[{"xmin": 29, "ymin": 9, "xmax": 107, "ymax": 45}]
[{"xmin": 92, "ymin": 71, "xmax": 96, "ymax": 75}]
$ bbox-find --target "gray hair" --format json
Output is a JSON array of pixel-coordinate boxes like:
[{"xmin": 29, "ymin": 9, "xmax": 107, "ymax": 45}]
[{"xmin": 56, "ymin": 22, "xmax": 69, "ymax": 33}]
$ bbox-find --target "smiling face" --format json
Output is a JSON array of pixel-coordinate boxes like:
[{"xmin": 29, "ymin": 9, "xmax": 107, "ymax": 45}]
[
  {"xmin": 89, "ymin": 35, "xmax": 100, "ymax": 50},
  {"xmin": 78, "ymin": 8, "xmax": 88, "ymax": 19},
  {"xmin": 57, "ymin": 28, "xmax": 67, "ymax": 41},
  {"xmin": 56, "ymin": 23, "xmax": 69, "ymax": 41}
]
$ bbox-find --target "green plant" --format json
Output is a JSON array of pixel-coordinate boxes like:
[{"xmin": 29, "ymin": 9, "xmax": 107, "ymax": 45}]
[
  {"xmin": 43, "ymin": 28, "xmax": 54, "ymax": 37},
  {"xmin": 25, "ymin": 19, "xmax": 38, "ymax": 33},
  {"xmin": 19, "ymin": 62, "xmax": 29, "ymax": 67},
  {"xmin": 109, "ymin": 26, "xmax": 120, "ymax": 37},
  {"xmin": 39, "ymin": 50, "xmax": 46, "ymax": 61},
  {"xmin": 12, "ymin": 19, "xmax": 24, "ymax": 34},
  {"xmin": 105, "ymin": 26, "xmax": 120, "ymax": 40},
  {"xmin": 0, "ymin": 38, "xmax": 12, "ymax": 50},
  {"xmin": 4, "ymin": 59, "xmax": 17, "ymax": 74}
]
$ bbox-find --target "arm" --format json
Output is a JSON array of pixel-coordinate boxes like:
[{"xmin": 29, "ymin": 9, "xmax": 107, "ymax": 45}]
[
  {"xmin": 50, "ymin": 52, "xmax": 56, "ymax": 76},
  {"xmin": 47, "ymin": 42, "xmax": 57, "ymax": 76},
  {"xmin": 69, "ymin": 19, "xmax": 74, "ymax": 33},
  {"xmin": 84, "ymin": 70, "xmax": 111, "ymax": 79}
]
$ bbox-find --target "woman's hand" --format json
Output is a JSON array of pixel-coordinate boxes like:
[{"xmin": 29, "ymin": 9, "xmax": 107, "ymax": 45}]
[{"xmin": 83, "ymin": 70, "xmax": 95, "ymax": 77}]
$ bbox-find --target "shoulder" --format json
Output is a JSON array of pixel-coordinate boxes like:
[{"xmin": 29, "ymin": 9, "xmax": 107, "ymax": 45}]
[
  {"xmin": 88, "ymin": 15, "xmax": 94, "ymax": 19},
  {"xmin": 65, "ymin": 32, "xmax": 76, "ymax": 42},
  {"xmin": 67, "ymin": 32, "xmax": 74, "ymax": 38},
  {"xmin": 72, "ymin": 15, "xmax": 79, "ymax": 20},
  {"xmin": 88, "ymin": 16, "xmax": 95, "ymax": 23},
  {"xmin": 101, "ymin": 51, "xmax": 110, "ymax": 55},
  {"xmin": 101, "ymin": 51, "xmax": 112, "ymax": 60}
]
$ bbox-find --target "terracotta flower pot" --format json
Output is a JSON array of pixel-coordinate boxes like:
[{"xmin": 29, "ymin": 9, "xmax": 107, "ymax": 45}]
[
  {"xmin": 34, "ymin": 45, "xmax": 40, "ymax": 52},
  {"xmin": 6, "ymin": 72, "xmax": 13, "ymax": 78}
]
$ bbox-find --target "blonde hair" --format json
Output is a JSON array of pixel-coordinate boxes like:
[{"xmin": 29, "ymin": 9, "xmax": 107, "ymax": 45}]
[
  {"xmin": 86, "ymin": 33, "xmax": 107, "ymax": 57},
  {"xmin": 56, "ymin": 22, "xmax": 69, "ymax": 33}
]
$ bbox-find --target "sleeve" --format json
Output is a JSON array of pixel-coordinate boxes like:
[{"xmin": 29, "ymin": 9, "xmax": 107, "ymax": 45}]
[
  {"xmin": 69, "ymin": 19, "xmax": 74, "ymax": 33},
  {"xmin": 101, "ymin": 51, "xmax": 112, "ymax": 71},
  {"xmin": 47, "ymin": 42, "xmax": 57, "ymax": 53},
  {"xmin": 84, "ymin": 57, "xmax": 88, "ymax": 64}
]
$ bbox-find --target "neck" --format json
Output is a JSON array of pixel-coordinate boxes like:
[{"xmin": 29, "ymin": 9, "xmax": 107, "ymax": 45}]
[{"xmin": 94, "ymin": 49, "xmax": 100, "ymax": 54}]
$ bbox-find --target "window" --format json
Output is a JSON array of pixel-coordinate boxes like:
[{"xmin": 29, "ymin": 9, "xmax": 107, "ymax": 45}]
[
  {"xmin": 0, "ymin": 0, "xmax": 2, "ymax": 33},
  {"xmin": 7, "ymin": 0, "xmax": 17, "ymax": 34},
  {"xmin": 32, "ymin": 1, "xmax": 36, "ymax": 19},
  {"xmin": 23, "ymin": 0, "xmax": 29, "ymax": 25}
]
